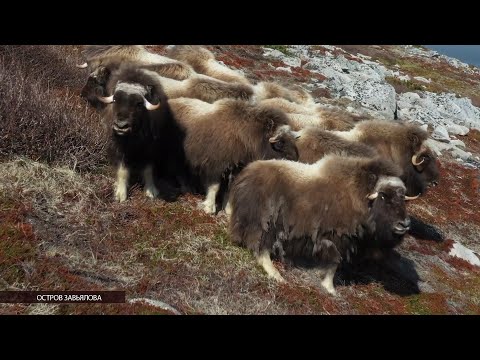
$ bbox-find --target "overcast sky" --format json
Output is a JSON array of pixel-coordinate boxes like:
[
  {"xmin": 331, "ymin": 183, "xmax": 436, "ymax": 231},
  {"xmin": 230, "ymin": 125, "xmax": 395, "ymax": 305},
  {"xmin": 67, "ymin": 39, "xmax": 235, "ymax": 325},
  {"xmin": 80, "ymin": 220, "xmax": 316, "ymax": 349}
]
[{"xmin": 425, "ymin": 45, "xmax": 480, "ymax": 67}]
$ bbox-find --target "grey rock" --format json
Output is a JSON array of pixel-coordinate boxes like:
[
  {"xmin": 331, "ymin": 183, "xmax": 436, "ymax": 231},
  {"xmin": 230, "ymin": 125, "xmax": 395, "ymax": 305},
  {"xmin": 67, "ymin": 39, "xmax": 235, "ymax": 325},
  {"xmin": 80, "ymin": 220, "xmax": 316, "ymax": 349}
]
[
  {"xmin": 431, "ymin": 126, "xmax": 450, "ymax": 143},
  {"xmin": 447, "ymin": 124, "xmax": 470, "ymax": 136}
]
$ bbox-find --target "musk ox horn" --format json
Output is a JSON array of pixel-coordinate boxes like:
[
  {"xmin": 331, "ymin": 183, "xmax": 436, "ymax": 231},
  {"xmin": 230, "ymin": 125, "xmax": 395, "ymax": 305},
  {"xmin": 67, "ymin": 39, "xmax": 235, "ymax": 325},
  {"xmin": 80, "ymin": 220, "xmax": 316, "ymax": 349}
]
[
  {"xmin": 366, "ymin": 192, "xmax": 378, "ymax": 200},
  {"xmin": 98, "ymin": 95, "xmax": 114, "ymax": 104},
  {"xmin": 404, "ymin": 194, "xmax": 421, "ymax": 200},
  {"xmin": 76, "ymin": 62, "xmax": 88, "ymax": 69},
  {"xmin": 144, "ymin": 97, "xmax": 160, "ymax": 111},
  {"xmin": 411, "ymin": 154, "xmax": 424, "ymax": 166},
  {"xmin": 292, "ymin": 131, "xmax": 302, "ymax": 140},
  {"xmin": 269, "ymin": 137, "xmax": 279, "ymax": 143}
]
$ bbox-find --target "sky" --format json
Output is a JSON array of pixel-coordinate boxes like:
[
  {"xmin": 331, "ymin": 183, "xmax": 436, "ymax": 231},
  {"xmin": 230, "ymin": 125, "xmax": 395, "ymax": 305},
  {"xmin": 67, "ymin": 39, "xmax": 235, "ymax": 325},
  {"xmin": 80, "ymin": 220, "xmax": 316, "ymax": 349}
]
[{"xmin": 424, "ymin": 45, "xmax": 480, "ymax": 67}]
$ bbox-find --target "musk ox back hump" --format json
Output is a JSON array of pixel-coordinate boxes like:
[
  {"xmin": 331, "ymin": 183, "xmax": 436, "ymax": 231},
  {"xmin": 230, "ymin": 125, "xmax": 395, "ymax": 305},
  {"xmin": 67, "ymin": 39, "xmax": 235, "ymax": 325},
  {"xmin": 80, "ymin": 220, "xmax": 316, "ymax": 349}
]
[{"xmin": 296, "ymin": 127, "xmax": 378, "ymax": 164}]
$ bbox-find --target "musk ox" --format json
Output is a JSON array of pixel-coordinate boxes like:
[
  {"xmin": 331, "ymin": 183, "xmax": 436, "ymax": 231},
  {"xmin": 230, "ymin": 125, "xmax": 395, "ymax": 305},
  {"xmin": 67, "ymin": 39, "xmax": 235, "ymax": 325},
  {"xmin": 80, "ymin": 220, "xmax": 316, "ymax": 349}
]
[
  {"xmin": 286, "ymin": 112, "xmax": 355, "ymax": 131},
  {"xmin": 98, "ymin": 65, "xmax": 188, "ymax": 202},
  {"xmin": 77, "ymin": 45, "xmax": 193, "ymax": 80},
  {"xmin": 294, "ymin": 126, "xmax": 378, "ymax": 164},
  {"xmin": 154, "ymin": 73, "xmax": 253, "ymax": 103},
  {"xmin": 166, "ymin": 45, "xmax": 250, "ymax": 85},
  {"xmin": 259, "ymin": 98, "xmax": 368, "ymax": 131},
  {"xmin": 253, "ymin": 82, "xmax": 315, "ymax": 105},
  {"xmin": 333, "ymin": 120, "xmax": 440, "ymax": 196},
  {"xmin": 229, "ymin": 155, "xmax": 414, "ymax": 295},
  {"xmin": 168, "ymin": 97, "xmax": 300, "ymax": 214},
  {"xmin": 81, "ymin": 64, "xmax": 253, "ymax": 111}
]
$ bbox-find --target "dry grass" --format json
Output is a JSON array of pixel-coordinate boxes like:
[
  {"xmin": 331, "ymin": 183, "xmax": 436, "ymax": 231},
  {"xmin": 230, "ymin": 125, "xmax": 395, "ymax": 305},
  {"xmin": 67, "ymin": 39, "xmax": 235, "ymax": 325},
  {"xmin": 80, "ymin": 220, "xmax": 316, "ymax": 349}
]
[{"xmin": 0, "ymin": 45, "xmax": 110, "ymax": 172}]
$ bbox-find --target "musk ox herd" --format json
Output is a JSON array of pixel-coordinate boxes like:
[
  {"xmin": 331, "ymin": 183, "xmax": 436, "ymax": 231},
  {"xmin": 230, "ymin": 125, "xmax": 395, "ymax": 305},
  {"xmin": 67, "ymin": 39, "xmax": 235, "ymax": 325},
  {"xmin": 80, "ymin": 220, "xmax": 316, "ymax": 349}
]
[{"xmin": 77, "ymin": 45, "xmax": 440, "ymax": 295}]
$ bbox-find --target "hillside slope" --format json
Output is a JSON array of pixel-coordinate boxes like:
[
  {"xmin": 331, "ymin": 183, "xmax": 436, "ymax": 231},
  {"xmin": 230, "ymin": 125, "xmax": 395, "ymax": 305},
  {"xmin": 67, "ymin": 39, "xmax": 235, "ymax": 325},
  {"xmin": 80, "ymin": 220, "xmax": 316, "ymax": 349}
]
[{"xmin": 0, "ymin": 45, "xmax": 479, "ymax": 314}]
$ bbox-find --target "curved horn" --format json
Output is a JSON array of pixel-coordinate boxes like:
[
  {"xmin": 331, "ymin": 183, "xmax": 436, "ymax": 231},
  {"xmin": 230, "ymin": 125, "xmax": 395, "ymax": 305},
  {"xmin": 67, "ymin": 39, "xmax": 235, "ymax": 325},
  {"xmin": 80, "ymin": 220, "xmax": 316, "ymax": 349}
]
[
  {"xmin": 405, "ymin": 194, "xmax": 421, "ymax": 200},
  {"xmin": 411, "ymin": 154, "xmax": 424, "ymax": 166},
  {"xmin": 269, "ymin": 137, "xmax": 279, "ymax": 144},
  {"xmin": 144, "ymin": 97, "xmax": 160, "ymax": 111},
  {"xmin": 76, "ymin": 62, "xmax": 88, "ymax": 69},
  {"xmin": 366, "ymin": 192, "xmax": 378, "ymax": 200},
  {"xmin": 97, "ymin": 95, "xmax": 114, "ymax": 104}
]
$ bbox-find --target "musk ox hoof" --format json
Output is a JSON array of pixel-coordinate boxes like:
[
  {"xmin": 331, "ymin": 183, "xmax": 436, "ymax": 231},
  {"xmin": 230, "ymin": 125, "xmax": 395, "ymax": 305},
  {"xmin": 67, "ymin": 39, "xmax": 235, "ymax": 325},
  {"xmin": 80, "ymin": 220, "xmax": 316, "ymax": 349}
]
[
  {"xmin": 224, "ymin": 201, "xmax": 232, "ymax": 216},
  {"xmin": 115, "ymin": 187, "xmax": 128, "ymax": 202},
  {"xmin": 202, "ymin": 200, "xmax": 217, "ymax": 215},
  {"xmin": 145, "ymin": 186, "xmax": 159, "ymax": 199},
  {"xmin": 322, "ymin": 282, "xmax": 337, "ymax": 296},
  {"xmin": 270, "ymin": 272, "xmax": 286, "ymax": 283}
]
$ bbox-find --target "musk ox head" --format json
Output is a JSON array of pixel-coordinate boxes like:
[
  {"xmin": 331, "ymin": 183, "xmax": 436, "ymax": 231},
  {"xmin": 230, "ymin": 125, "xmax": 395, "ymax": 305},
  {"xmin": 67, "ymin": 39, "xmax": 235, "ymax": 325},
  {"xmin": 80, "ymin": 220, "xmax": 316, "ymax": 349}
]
[
  {"xmin": 269, "ymin": 125, "xmax": 300, "ymax": 161},
  {"xmin": 365, "ymin": 176, "xmax": 412, "ymax": 249},
  {"xmin": 404, "ymin": 133, "xmax": 440, "ymax": 196},
  {"xmin": 81, "ymin": 66, "xmax": 112, "ymax": 110},
  {"xmin": 98, "ymin": 80, "xmax": 162, "ymax": 137}
]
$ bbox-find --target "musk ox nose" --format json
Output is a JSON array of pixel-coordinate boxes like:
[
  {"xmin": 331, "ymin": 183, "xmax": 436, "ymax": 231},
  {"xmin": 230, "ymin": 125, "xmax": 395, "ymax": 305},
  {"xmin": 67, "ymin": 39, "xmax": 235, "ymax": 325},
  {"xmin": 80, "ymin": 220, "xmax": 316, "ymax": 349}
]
[
  {"xmin": 113, "ymin": 120, "xmax": 131, "ymax": 135},
  {"xmin": 393, "ymin": 218, "xmax": 411, "ymax": 234},
  {"xmin": 115, "ymin": 120, "xmax": 129, "ymax": 129},
  {"xmin": 432, "ymin": 180, "xmax": 439, "ymax": 187}
]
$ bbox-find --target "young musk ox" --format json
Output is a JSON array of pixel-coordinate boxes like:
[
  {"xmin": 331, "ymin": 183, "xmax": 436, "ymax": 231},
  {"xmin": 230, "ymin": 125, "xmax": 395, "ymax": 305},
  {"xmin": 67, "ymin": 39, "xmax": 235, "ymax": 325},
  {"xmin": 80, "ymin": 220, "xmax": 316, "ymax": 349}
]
[
  {"xmin": 166, "ymin": 45, "xmax": 251, "ymax": 85},
  {"xmin": 98, "ymin": 65, "xmax": 189, "ymax": 202},
  {"xmin": 167, "ymin": 97, "xmax": 300, "ymax": 214},
  {"xmin": 229, "ymin": 155, "xmax": 414, "ymax": 295},
  {"xmin": 332, "ymin": 120, "xmax": 440, "ymax": 196}
]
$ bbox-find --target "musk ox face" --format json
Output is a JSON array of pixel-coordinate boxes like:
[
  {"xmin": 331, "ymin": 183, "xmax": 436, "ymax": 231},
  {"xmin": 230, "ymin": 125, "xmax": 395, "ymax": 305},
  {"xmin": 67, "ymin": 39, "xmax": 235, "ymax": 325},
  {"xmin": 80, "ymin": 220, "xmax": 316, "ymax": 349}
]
[
  {"xmin": 269, "ymin": 126, "xmax": 300, "ymax": 161},
  {"xmin": 111, "ymin": 90, "xmax": 147, "ymax": 136},
  {"xmin": 404, "ymin": 146, "xmax": 440, "ymax": 196},
  {"xmin": 366, "ymin": 177, "xmax": 411, "ymax": 249},
  {"xmin": 97, "ymin": 82, "xmax": 161, "ymax": 136},
  {"xmin": 81, "ymin": 66, "xmax": 111, "ymax": 110}
]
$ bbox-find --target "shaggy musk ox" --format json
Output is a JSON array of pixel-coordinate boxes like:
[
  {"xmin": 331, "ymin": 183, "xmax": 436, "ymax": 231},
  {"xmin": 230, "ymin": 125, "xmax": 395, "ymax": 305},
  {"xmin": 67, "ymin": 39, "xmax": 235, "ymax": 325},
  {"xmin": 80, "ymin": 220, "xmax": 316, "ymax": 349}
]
[
  {"xmin": 152, "ymin": 73, "xmax": 253, "ymax": 103},
  {"xmin": 294, "ymin": 126, "xmax": 378, "ymax": 164},
  {"xmin": 229, "ymin": 155, "xmax": 414, "ymax": 295},
  {"xmin": 77, "ymin": 45, "xmax": 193, "ymax": 80},
  {"xmin": 81, "ymin": 64, "xmax": 253, "ymax": 111},
  {"xmin": 98, "ymin": 65, "xmax": 188, "ymax": 202},
  {"xmin": 166, "ymin": 45, "xmax": 250, "ymax": 85},
  {"xmin": 260, "ymin": 98, "xmax": 367, "ymax": 131},
  {"xmin": 333, "ymin": 120, "xmax": 440, "ymax": 196},
  {"xmin": 253, "ymin": 82, "xmax": 315, "ymax": 105},
  {"xmin": 168, "ymin": 98, "xmax": 300, "ymax": 214}
]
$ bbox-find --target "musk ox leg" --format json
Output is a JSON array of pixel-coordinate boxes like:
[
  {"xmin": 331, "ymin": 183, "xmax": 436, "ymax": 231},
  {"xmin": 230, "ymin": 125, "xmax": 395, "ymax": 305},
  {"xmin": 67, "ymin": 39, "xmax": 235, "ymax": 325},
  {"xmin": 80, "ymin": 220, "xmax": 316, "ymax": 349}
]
[
  {"xmin": 257, "ymin": 250, "xmax": 286, "ymax": 283},
  {"xmin": 202, "ymin": 183, "xmax": 220, "ymax": 214},
  {"xmin": 143, "ymin": 164, "xmax": 159, "ymax": 199},
  {"xmin": 313, "ymin": 239, "xmax": 341, "ymax": 296},
  {"xmin": 321, "ymin": 264, "xmax": 338, "ymax": 296},
  {"xmin": 114, "ymin": 163, "xmax": 129, "ymax": 202}
]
